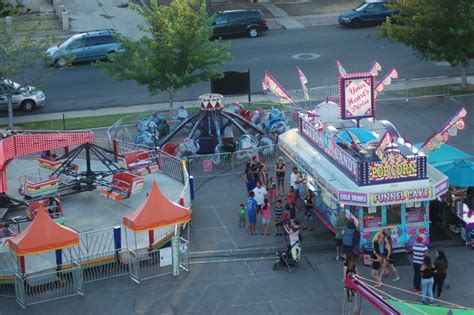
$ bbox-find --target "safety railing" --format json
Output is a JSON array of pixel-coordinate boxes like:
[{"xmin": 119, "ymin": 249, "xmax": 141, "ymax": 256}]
[
  {"xmin": 0, "ymin": 248, "xmax": 17, "ymax": 297},
  {"xmin": 14, "ymin": 262, "xmax": 83, "ymax": 308},
  {"xmin": 77, "ymin": 227, "xmax": 118, "ymax": 260},
  {"xmin": 185, "ymin": 144, "xmax": 277, "ymax": 178},
  {"xmin": 128, "ymin": 247, "xmax": 173, "ymax": 284},
  {"xmin": 156, "ymin": 148, "xmax": 184, "ymax": 183},
  {"xmin": 81, "ymin": 250, "xmax": 129, "ymax": 284},
  {"xmin": 308, "ymin": 76, "xmax": 451, "ymax": 102}
]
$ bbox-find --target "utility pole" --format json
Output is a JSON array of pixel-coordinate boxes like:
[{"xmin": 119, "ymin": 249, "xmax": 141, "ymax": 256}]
[{"xmin": 5, "ymin": 16, "xmax": 14, "ymax": 130}]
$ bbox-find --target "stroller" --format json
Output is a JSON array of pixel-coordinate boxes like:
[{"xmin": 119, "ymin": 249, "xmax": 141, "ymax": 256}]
[{"xmin": 273, "ymin": 242, "xmax": 301, "ymax": 272}]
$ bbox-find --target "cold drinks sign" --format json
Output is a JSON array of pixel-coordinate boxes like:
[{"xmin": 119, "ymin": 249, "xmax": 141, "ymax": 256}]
[{"xmin": 339, "ymin": 72, "xmax": 375, "ymax": 120}]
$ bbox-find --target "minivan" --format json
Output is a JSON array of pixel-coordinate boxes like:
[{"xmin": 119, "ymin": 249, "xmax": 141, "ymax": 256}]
[
  {"xmin": 44, "ymin": 29, "xmax": 120, "ymax": 66},
  {"xmin": 338, "ymin": 0, "xmax": 390, "ymax": 28},
  {"xmin": 211, "ymin": 9, "xmax": 268, "ymax": 39}
]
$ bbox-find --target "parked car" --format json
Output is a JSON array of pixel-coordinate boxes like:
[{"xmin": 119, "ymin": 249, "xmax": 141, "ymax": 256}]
[
  {"xmin": 211, "ymin": 9, "xmax": 268, "ymax": 39},
  {"xmin": 0, "ymin": 80, "xmax": 46, "ymax": 112},
  {"xmin": 44, "ymin": 29, "xmax": 120, "ymax": 66},
  {"xmin": 338, "ymin": 0, "xmax": 390, "ymax": 28}
]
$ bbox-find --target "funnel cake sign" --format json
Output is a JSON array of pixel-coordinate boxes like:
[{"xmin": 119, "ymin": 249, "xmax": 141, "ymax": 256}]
[{"xmin": 339, "ymin": 72, "xmax": 375, "ymax": 120}]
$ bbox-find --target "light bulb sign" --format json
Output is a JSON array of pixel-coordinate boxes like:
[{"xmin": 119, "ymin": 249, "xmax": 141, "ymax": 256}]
[{"xmin": 339, "ymin": 72, "xmax": 375, "ymax": 120}]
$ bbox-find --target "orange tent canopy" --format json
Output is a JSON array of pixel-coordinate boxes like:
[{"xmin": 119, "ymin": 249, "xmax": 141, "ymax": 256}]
[
  {"xmin": 8, "ymin": 205, "xmax": 79, "ymax": 256},
  {"xmin": 123, "ymin": 181, "xmax": 191, "ymax": 232}
]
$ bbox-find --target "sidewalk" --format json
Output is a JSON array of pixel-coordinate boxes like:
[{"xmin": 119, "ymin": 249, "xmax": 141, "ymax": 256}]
[
  {"xmin": 58, "ymin": 0, "xmax": 343, "ymax": 38},
  {"xmin": 1, "ymin": 75, "xmax": 472, "ymax": 126}
]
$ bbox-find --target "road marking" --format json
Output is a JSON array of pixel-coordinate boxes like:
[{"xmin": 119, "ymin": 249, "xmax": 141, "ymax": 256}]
[
  {"xmin": 292, "ymin": 53, "xmax": 320, "ymax": 60},
  {"xmin": 211, "ymin": 205, "xmax": 238, "ymax": 248}
]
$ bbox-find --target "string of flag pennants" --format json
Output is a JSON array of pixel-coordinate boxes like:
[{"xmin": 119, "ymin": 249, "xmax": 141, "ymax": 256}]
[{"xmin": 420, "ymin": 107, "xmax": 467, "ymax": 155}]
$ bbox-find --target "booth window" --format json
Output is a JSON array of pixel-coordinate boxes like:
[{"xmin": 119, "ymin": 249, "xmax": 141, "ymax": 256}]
[
  {"xmin": 406, "ymin": 202, "xmax": 424, "ymax": 224},
  {"xmin": 386, "ymin": 204, "xmax": 402, "ymax": 226},
  {"xmin": 363, "ymin": 206, "xmax": 382, "ymax": 228},
  {"xmin": 349, "ymin": 205, "xmax": 359, "ymax": 218}
]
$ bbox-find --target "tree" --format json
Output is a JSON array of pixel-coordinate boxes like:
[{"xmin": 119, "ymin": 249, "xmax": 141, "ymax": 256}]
[
  {"xmin": 378, "ymin": 0, "xmax": 474, "ymax": 88},
  {"xmin": 0, "ymin": 15, "xmax": 57, "ymax": 128},
  {"xmin": 95, "ymin": 0, "xmax": 232, "ymax": 108}
]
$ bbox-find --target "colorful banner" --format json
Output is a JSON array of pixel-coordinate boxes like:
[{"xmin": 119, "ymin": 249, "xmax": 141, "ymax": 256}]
[
  {"xmin": 369, "ymin": 61, "xmax": 382, "ymax": 76},
  {"xmin": 339, "ymin": 72, "xmax": 375, "ymax": 119},
  {"xmin": 375, "ymin": 68, "xmax": 398, "ymax": 93},
  {"xmin": 262, "ymin": 71, "xmax": 293, "ymax": 104},
  {"xmin": 371, "ymin": 187, "xmax": 432, "ymax": 205},
  {"xmin": 420, "ymin": 107, "xmax": 467, "ymax": 154},
  {"xmin": 368, "ymin": 150, "xmax": 419, "ymax": 183},
  {"xmin": 338, "ymin": 191, "xmax": 368, "ymax": 206},
  {"xmin": 335, "ymin": 59, "xmax": 347, "ymax": 75},
  {"xmin": 296, "ymin": 66, "xmax": 310, "ymax": 101},
  {"xmin": 375, "ymin": 131, "xmax": 392, "ymax": 160}
]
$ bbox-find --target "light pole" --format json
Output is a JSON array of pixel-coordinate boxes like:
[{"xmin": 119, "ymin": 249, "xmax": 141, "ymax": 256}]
[{"xmin": 5, "ymin": 16, "xmax": 14, "ymax": 130}]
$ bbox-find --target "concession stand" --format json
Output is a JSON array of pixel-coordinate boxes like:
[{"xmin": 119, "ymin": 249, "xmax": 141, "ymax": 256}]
[{"xmin": 278, "ymin": 69, "xmax": 451, "ymax": 252}]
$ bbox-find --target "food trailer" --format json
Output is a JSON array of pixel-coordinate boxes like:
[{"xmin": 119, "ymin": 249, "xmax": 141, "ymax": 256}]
[{"xmin": 278, "ymin": 106, "xmax": 449, "ymax": 252}]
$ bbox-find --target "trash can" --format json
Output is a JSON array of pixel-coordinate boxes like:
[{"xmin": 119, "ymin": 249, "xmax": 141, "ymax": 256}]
[{"xmin": 362, "ymin": 243, "xmax": 373, "ymax": 266}]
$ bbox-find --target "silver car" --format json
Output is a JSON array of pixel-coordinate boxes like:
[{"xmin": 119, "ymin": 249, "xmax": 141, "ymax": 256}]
[{"xmin": 0, "ymin": 80, "xmax": 46, "ymax": 112}]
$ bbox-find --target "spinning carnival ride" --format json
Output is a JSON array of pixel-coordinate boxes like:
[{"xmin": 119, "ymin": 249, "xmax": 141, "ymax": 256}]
[{"xmin": 159, "ymin": 94, "xmax": 281, "ymax": 159}]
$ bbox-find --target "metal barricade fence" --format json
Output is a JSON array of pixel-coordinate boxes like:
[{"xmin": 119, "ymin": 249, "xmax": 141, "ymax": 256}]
[
  {"xmin": 308, "ymin": 77, "xmax": 451, "ymax": 102},
  {"xmin": 0, "ymin": 248, "xmax": 17, "ymax": 298},
  {"xmin": 14, "ymin": 262, "xmax": 83, "ymax": 308},
  {"xmin": 78, "ymin": 227, "xmax": 118, "ymax": 260},
  {"xmin": 156, "ymin": 149, "xmax": 184, "ymax": 183},
  {"xmin": 81, "ymin": 250, "xmax": 129, "ymax": 284},
  {"xmin": 128, "ymin": 247, "xmax": 173, "ymax": 284},
  {"xmin": 186, "ymin": 144, "xmax": 277, "ymax": 178},
  {"xmin": 179, "ymin": 237, "xmax": 189, "ymax": 272}
]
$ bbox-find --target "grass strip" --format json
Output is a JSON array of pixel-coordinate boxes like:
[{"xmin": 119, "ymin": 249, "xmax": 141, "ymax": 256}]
[{"xmin": 16, "ymin": 101, "xmax": 281, "ymax": 130}]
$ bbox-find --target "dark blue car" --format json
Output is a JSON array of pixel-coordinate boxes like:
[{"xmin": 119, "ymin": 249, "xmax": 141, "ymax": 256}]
[{"xmin": 338, "ymin": 0, "xmax": 390, "ymax": 28}]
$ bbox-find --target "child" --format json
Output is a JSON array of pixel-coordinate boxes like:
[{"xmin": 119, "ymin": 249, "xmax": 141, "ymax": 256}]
[
  {"xmin": 238, "ymin": 203, "xmax": 246, "ymax": 228},
  {"xmin": 261, "ymin": 198, "xmax": 271, "ymax": 235},
  {"xmin": 269, "ymin": 177, "xmax": 278, "ymax": 204},
  {"xmin": 274, "ymin": 199, "xmax": 284, "ymax": 236}
]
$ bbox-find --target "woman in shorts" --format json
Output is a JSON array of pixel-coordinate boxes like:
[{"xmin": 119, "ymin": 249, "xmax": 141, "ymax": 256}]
[
  {"xmin": 275, "ymin": 156, "xmax": 286, "ymax": 196},
  {"xmin": 382, "ymin": 233, "xmax": 400, "ymax": 281},
  {"xmin": 371, "ymin": 240, "xmax": 383, "ymax": 288}
]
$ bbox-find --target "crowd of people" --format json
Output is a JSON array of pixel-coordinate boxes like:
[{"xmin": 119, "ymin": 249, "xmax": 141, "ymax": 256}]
[
  {"xmin": 242, "ymin": 155, "xmax": 451, "ymax": 307},
  {"xmin": 242, "ymin": 156, "xmax": 305, "ymax": 245}
]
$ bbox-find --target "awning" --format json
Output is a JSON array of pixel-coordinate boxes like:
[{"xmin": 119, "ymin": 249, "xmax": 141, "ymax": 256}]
[
  {"xmin": 414, "ymin": 143, "xmax": 473, "ymax": 166},
  {"xmin": 8, "ymin": 205, "xmax": 79, "ymax": 256},
  {"xmin": 436, "ymin": 160, "xmax": 474, "ymax": 187},
  {"xmin": 123, "ymin": 181, "xmax": 191, "ymax": 232}
]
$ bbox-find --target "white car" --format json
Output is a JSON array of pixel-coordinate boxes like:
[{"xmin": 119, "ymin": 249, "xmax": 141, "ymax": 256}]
[{"xmin": 0, "ymin": 80, "xmax": 46, "ymax": 112}]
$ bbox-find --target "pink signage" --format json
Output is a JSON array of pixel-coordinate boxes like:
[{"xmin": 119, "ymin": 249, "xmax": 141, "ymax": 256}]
[{"xmin": 339, "ymin": 72, "xmax": 375, "ymax": 120}]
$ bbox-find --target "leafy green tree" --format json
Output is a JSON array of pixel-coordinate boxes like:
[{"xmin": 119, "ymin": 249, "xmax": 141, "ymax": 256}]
[
  {"xmin": 96, "ymin": 0, "xmax": 232, "ymax": 108},
  {"xmin": 379, "ymin": 0, "xmax": 474, "ymax": 88},
  {"xmin": 0, "ymin": 15, "xmax": 57, "ymax": 128}
]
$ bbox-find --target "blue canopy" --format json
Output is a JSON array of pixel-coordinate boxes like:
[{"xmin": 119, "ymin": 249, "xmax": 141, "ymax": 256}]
[
  {"xmin": 436, "ymin": 160, "xmax": 474, "ymax": 187},
  {"xmin": 414, "ymin": 143, "xmax": 473, "ymax": 166},
  {"xmin": 336, "ymin": 128, "xmax": 377, "ymax": 144}
]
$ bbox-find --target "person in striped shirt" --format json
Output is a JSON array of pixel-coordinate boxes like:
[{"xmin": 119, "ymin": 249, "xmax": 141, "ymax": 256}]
[{"xmin": 412, "ymin": 236, "xmax": 428, "ymax": 292}]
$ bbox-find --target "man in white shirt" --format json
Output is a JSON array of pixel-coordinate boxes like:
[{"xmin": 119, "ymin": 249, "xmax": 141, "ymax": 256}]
[
  {"xmin": 253, "ymin": 180, "xmax": 267, "ymax": 214},
  {"xmin": 290, "ymin": 167, "xmax": 304, "ymax": 197}
]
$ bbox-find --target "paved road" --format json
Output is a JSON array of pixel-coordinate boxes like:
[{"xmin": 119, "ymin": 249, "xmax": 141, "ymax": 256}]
[{"xmin": 29, "ymin": 26, "xmax": 473, "ymax": 115}]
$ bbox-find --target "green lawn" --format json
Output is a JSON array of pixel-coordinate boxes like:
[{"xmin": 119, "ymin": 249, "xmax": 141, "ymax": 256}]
[{"xmin": 16, "ymin": 102, "xmax": 281, "ymax": 130}]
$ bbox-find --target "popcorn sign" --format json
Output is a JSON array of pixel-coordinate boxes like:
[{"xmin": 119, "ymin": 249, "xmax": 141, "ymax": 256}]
[{"xmin": 339, "ymin": 72, "xmax": 375, "ymax": 120}]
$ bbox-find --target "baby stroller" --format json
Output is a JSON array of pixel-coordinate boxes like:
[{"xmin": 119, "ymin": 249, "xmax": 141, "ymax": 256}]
[{"xmin": 273, "ymin": 242, "xmax": 301, "ymax": 272}]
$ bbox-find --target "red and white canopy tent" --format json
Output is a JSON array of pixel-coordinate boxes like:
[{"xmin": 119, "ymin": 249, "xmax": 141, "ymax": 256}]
[
  {"xmin": 123, "ymin": 181, "xmax": 191, "ymax": 251},
  {"xmin": 8, "ymin": 205, "xmax": 79, "ymax": 273}
]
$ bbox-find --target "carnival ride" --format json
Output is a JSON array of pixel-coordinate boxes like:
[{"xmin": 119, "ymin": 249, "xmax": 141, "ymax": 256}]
[
  {"xmin": 343, "ymin": 274, "xmax": 473, "ymax": 315},
  {"xmin": 158, "ymin": 94, "xmax": 279, "ymax": 159},
  {"xmin": 0, "ymin": 130, "xmax": 147, "ymax": 214}
]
